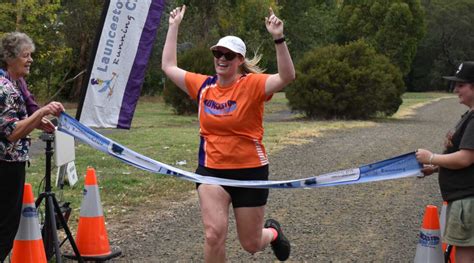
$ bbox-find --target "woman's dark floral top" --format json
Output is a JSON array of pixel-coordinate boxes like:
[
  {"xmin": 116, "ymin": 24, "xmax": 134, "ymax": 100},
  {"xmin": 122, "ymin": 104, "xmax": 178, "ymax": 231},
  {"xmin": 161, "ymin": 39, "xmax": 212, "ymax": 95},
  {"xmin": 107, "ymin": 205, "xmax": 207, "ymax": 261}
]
[{"xmin": 0, "ymin": 73, "xmax": 29, "ymax": 162}]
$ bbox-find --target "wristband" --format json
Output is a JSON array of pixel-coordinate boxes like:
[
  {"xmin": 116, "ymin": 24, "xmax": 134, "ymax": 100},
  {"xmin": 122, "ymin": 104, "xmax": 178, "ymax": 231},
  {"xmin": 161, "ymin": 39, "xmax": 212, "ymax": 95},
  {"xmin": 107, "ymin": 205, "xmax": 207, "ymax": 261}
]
[
  {"xmin": 429, "ymin": 153, "xmax": 435, "ymax": 165},
  {"xmin": 274, "ymin": 37, "xmax": 285, "ymax": 44}
]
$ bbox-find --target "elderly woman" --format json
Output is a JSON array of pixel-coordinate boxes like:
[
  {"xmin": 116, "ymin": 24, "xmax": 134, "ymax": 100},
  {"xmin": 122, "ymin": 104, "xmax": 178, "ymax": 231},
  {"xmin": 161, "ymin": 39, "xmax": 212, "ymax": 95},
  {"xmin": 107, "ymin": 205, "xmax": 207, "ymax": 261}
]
[{"xmin": 0, "ymin": 32, "xmax": 64, "ymax": 261}]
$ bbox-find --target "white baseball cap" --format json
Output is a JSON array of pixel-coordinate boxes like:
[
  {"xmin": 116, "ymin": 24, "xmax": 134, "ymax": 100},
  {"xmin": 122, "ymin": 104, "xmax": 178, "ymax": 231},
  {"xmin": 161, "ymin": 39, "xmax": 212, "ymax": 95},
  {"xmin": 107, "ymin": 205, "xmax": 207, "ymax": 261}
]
[{"xmin": 210, "ymin": 36, "xmax": 246, "ymax": 58}]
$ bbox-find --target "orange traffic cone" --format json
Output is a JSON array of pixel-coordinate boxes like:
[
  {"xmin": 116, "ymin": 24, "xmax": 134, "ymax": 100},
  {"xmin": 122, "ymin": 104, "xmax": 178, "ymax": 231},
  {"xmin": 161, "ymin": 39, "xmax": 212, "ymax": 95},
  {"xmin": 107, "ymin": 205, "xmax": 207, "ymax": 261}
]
[
  {"xmin": 11, "ymin": 183, "xmax": 47, "ymax": 263},
  {"xmin": 414, "ymin": 205, "xmax": 444, "ymax": 263},
  {"xmin": 67, "ymin": 167, "xmax": 121, "ymax": 260},
  {"xmin": 440, "ymin": 201, "xmax": 455, "ymax": 263}
]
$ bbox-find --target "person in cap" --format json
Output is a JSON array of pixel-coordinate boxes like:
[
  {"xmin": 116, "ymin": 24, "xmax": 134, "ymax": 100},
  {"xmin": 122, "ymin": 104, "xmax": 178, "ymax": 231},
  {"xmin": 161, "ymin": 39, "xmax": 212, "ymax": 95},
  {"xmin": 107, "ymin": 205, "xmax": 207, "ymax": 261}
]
[
  {"xmin": 416, "ymin": 61, "xmax": 474, "ymax": 262},
  {"xmin": 0, "ymin": 32, "xmax": 64, "ymax": 261},
  {"xmin": 162, "ymin": 5, "xmax": 295, "ymax": 262}
]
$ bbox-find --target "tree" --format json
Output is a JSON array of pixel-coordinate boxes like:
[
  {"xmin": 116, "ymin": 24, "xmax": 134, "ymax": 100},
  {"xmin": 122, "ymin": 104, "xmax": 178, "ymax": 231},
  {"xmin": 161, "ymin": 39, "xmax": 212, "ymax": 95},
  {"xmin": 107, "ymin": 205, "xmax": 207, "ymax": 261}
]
[
  {"xmin": 0, "ymin": 0, "xmax": 71, "ymax": 100},
  {"xmin": 212, "ymin": 0, "xmax": 278, "ymax": 71},
  {"xmin": 278, "ymin": 0, "xmax": 339, "ymax": 61},
  {"xmin": 171, "ymin": 0, "xmax": 278, "ymax": 71},
  {"xmin": 407, "ymin": 0, "xmax": 474, "ymax": 91},
  {"xmin": 141, "ymin": 2, "xmax": 171, "ymax": 96},
  {"xmin": 0, "ymin": 2, "xmax": 16, "ymax": 31},
  {"xmin": 60, "ymin": 0, "xmax": 103, "ymax": 99},
  {"xmin": 286, "ymin": 39, "xmax": 404, "ymax": 119},
  {"xmin": 160, "ymin": 0, "xmax": 289, "ymax": 109},
  {"xmin": 162, "ymin": 43, "xmax": 215, "ymax": 114},
  {"xmin": 337, "ymin": 0, "xmax": 425, "ymax": 75}
]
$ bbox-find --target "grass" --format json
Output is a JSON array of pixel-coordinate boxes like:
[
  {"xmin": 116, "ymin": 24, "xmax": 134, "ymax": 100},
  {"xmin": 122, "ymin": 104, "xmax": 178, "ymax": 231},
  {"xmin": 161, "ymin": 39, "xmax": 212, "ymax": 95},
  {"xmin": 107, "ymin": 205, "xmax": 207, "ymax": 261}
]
[
  {"xmin": 25, "ymin": 91, "xmax": 452, "ymax": 222},
  {"xmin": 393, "ymin": 92, "xmax": 454, "ymax": 119}
]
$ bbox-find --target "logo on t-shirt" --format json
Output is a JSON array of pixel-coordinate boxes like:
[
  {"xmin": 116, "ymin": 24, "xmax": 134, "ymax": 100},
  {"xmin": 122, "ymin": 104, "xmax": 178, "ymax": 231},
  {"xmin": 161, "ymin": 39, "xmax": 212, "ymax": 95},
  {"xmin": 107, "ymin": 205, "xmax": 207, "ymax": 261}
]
[{"xmin": 203, "ymin": 99, "xmax": 237, "ymax": 116}]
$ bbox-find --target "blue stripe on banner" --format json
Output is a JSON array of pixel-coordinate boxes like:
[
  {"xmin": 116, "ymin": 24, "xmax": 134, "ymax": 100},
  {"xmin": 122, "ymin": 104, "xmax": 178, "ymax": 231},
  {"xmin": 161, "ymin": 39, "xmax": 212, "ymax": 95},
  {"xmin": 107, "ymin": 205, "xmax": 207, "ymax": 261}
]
[{"xmin": 58, "ymin": 113, "xmax": 422, "ymax": 189}]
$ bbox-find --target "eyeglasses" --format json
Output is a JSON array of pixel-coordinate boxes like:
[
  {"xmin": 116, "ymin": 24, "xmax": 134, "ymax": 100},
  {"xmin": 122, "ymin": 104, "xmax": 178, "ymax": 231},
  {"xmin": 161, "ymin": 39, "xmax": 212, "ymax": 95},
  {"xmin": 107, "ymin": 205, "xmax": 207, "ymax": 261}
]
[{"xmin": 212, "ymin": 50, "xmax": 238, "ymax": 61}]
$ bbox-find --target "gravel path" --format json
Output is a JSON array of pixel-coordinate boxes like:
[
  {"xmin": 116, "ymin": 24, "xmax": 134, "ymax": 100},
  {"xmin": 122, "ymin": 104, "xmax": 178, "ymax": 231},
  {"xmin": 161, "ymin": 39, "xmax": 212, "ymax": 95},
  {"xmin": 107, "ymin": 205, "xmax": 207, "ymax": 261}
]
[{"xmin": 101, "ymin": 97, "xmax": 463, "ymax": 262}]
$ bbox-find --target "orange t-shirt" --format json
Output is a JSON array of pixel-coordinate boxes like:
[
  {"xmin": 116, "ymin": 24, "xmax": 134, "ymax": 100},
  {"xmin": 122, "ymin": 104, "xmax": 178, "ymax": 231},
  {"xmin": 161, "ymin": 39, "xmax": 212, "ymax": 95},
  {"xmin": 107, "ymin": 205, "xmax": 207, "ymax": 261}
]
[{"xmin": 185, "ymin": 72, "xmax": 271, "ymax": 169}]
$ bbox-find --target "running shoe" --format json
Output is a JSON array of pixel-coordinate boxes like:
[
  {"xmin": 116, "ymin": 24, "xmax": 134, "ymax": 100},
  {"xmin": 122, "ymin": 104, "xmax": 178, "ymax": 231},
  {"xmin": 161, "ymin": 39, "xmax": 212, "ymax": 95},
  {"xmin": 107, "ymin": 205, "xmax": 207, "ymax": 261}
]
[{"xmin": 265, "ymin": 219, "xmax": 290, "ymax": 261}]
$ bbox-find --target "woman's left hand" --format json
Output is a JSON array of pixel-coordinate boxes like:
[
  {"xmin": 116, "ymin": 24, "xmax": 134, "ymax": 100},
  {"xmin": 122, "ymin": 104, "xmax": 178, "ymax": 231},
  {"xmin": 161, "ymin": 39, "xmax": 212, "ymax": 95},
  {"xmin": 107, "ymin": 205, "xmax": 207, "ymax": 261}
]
[
  {"xmin": 416, "ymin": 148, "xmax": 432, "ymax": 164},
  {"xmin": 265, "ymin": 7, "xmax": 284, "ymax": 39}
]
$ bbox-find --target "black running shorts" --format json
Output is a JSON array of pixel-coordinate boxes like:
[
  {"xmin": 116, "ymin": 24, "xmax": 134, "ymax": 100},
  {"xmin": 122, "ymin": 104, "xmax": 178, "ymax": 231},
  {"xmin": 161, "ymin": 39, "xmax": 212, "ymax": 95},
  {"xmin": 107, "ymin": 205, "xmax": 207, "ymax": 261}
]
[{"xmin": 195, "ymin": 165, "xmax": 269, "ymax": 208}]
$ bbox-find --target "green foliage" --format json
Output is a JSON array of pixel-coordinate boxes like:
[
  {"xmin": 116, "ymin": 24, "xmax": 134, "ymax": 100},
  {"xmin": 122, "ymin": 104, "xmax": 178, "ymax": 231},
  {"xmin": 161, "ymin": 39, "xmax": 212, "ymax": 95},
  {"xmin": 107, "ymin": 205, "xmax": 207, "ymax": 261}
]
[
  {"xmin": 142, "ymin": 70, "xmax": 165, "ymax": 96},
  {"xmin": 163, "ymin": 0, "xmax": 285, "ymax": 113},
  {"xmin": 223, "ymin": 0, "xmax": 276, "ymax": 70},
  {"xmin": 337, "ymin": 0, "xmax": 425, "ymax": 75},
  {"xmin": 279, "ymin": 0, "xmax": 339, "ymax": 61},
  {"xmin": 407, "ymin": 0, "xmax": 474, "ymax": 91},
  {"xmin": 162, "ymin": 44, "xmax": 215, "ymax": 115},
  {"xmin": 286, "ymin": 39, "xmax": 405, "ymax": 119},
  {"xmin": 60, "ymin": 0, "xmax": 103, "ymax": 98},
  {"xmin": 0, "ymin": 3, "xmax": 15, "ymax": 31},
  {"xmin": 175, "ymin": 0, "xmax": 278, "ymax": 71},
  {"xmin": 0, "ymin": 0, "xmax": 467, "ymax": 102},
  {"xmin": 141, "ymin": 5, "xmax": 170, "ymax": 96},
  {"xmin": 0, "ymin": 0, "xmax": 72, "ymax": 101}
]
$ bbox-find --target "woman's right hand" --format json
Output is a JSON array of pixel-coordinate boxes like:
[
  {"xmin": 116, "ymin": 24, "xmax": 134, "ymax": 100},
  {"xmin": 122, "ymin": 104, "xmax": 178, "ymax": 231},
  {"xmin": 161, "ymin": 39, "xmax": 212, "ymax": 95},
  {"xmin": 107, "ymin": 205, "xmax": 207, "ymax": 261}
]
[
  {"xmin": 41, "ymin": 101, "xmax": 64, "ymax": 117},
  {"xmin": 419, "ymin": 164, "xmax": 438, "ymax": 178},
  {"xmin": 169, "ymin": 5, "xmax": 186, "ymax": 26},
  {"xmin": 6, "ymin": 101, "xmax": 64, "ymax": 142}
]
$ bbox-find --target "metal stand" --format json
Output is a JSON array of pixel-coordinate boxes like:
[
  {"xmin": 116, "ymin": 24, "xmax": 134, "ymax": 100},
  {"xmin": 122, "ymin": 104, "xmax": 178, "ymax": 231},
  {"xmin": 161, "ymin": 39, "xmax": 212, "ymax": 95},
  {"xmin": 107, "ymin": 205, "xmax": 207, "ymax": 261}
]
[{"xmin": 34, "ymin": 132, "xmax": 83, "ymax": 263}]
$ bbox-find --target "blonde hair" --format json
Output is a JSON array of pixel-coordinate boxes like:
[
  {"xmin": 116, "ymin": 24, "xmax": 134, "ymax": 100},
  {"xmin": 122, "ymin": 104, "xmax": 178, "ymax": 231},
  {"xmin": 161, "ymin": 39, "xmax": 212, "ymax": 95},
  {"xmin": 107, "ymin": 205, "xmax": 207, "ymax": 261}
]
[{"xmin": 239, "ymin": 53, "xmax": 265, "ymax": 74}]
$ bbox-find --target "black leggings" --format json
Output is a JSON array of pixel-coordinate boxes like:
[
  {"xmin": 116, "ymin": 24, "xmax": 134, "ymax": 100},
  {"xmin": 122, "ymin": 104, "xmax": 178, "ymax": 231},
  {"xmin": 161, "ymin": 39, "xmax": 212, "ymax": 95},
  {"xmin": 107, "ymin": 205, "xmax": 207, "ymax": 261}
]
[{"xmin": 0, "ymin": 161, "xmax": 26, "ymax": 262}]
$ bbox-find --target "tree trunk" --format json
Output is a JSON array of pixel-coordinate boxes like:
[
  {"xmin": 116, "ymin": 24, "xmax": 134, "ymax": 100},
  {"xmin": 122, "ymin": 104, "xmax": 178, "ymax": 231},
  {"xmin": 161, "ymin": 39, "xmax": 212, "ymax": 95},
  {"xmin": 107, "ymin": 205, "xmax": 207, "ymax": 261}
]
[
  {"xmin": 71, "ymin": 33, "xmax": 90, "ymax": 100},
  {"xmin": 15, "ymin": 0, "xmax": 23, "ymax": 31}
]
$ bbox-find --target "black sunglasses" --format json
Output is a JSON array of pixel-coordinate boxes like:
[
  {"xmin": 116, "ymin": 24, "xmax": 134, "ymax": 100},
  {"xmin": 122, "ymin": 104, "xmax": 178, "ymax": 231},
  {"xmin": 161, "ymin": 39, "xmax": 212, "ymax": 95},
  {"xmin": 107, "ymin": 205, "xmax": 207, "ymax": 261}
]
[{"xmin": 212, "ymin": 50, "xmax": 238, "ymax": 60}]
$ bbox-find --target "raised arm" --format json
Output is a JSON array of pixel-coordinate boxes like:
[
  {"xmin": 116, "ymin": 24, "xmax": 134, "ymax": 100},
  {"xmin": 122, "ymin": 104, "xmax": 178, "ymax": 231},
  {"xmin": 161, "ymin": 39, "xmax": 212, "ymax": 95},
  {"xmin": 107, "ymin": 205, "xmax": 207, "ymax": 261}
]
[
  {"xmin": 161, "ymin": 5, "xmax": 188, "ymax": 94},
  {"xmin": 264, "ymin": 8, "xmax": 296, "ymax": 97}
]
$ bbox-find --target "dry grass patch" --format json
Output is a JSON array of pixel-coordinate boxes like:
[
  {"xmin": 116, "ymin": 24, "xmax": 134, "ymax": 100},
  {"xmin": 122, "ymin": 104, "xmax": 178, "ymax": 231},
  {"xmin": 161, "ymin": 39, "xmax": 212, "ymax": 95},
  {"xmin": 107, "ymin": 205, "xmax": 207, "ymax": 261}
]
[
  {"xmin": 393, "ymin": 93, "xmax": 454, "ymax": 119},
  {"xmin": 266, "ymin": 121, "xmax": 376, "ymax": 153}
]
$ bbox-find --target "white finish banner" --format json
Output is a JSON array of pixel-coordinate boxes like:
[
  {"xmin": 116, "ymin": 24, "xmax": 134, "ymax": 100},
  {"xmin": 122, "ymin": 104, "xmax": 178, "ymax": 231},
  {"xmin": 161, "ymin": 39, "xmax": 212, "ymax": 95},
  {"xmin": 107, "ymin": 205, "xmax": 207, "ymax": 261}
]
[{"xmin": 59, "ymin": 113, "xmax": 423, "ymax": 189}]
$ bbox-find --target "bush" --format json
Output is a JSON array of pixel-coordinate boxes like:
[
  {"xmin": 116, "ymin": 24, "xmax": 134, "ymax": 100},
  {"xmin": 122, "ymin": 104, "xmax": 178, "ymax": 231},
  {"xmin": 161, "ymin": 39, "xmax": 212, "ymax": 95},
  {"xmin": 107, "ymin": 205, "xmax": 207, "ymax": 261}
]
[
  {"xmin": 286, "ymin": 39, "xmax": 405, "ymax": 119},
  {"xmin": 162, "ymin": 43, "xmax": 215, "ymax": 115}
]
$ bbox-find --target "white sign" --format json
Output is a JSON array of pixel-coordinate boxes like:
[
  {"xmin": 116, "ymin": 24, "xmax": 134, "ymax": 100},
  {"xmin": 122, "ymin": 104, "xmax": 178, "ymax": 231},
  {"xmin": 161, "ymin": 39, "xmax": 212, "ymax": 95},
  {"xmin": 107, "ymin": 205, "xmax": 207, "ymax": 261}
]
[
  {"xmin": 56, "ymin": 161, "xmax": 78, "ymax": 187},
  {"xmin": 55, "ymin": 129, "xmax": 75, "ymax": 166}
]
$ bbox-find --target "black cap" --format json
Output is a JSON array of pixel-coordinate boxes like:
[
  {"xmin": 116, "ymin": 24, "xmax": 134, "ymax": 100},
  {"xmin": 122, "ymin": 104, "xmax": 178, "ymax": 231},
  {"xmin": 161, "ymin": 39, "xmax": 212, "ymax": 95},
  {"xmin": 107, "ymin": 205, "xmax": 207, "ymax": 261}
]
[{"xmin": 443, "ymin": 61, "xmax": 474, "ymax": 83}]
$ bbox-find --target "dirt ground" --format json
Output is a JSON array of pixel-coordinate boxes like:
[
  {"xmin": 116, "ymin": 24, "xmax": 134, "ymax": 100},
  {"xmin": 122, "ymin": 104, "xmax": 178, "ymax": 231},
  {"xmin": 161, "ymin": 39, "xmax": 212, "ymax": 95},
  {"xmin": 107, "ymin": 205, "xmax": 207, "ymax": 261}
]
[{"xmin": 67, "ymin": 97, "xmax": 463, "ymax": 262}]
